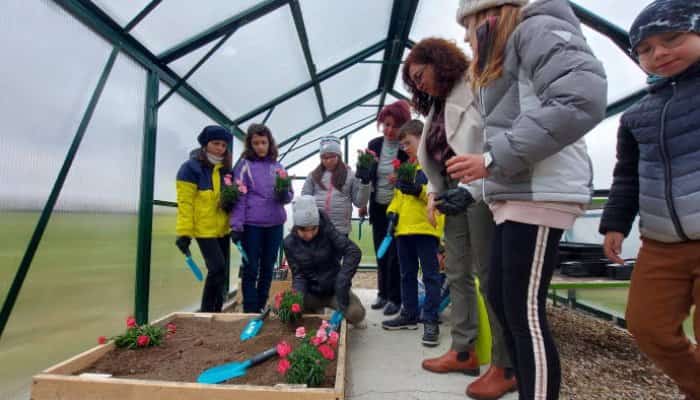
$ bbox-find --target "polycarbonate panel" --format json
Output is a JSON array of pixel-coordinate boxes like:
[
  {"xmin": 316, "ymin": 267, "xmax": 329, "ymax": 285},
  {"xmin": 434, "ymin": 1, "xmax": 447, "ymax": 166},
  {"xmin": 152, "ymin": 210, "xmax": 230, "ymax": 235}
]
[
  {"xmin": 320, "ymin": 52, "xmax": 383, "ymax": 114},
  {"xmin": 166, "ymin": 39, "xmax": 218, "ymax": 76},
  {"xmin": 170, "ymin": 6, "xmax": 309, "ymax": 119},
  {"xmin": 129, "ymin": 0, "xmax": 262, "ymax": 54},
  {"xmin": 259, "ymin": 88, "xmax": 322, "ymax": 144},
  {"xmin": 410, "ymin": 1, "xmax": 472, "ymax": 57},
  {"xmin": 582, "ymin": 26, "xmax": 646, "ymax": 103},
  {"xmin": 0, "ymin": 3, "xmax": 117, "ymax": 398},
  {"xmin": 585, "ymin": 113, "xmax": 622, "ymax": 190},
  {"xmin": 282, "ymin": 105, "xmax": 378, "ymax": 168},
  {"xmin": 91, "ymin": 0, "xmax": 152, "ymax": 27},
  {"xmin": 395, "ymin": 49, "xmax": 412, "ymax": 98},
  {"xmin": 301, "ymin": 0, "xmax": 393, "ymax": 70}
]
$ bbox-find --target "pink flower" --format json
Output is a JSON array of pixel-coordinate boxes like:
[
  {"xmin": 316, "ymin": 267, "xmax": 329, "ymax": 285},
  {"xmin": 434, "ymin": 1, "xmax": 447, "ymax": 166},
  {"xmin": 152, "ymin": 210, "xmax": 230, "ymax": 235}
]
[
  {"xmin": 235, "ymin": 179, "xmax": 248, "ymax": 194},
  {"xmin": 367, "ymin": 149, "xmax": 377, "ymax": 157},
  {"xmin": 276, "ymin": 169, "xmax": 288, "ymax": 179},
  {"xmin": 315, "ymin": 329, "xmax": 328, "ymax": 343},
  {"xmin": 276, "ymin": 341, "xmax": 292, "ymax": 358},
  {"xmin": 320, "ymin": 320, "xmax": 329, "ymax": 330},
  {"xmin": 126, "ymin": 316, "xmax": 137, "ymax": 328},
  {"xmin": 291, "ymin": 303, "xmax": 301, "ymax": 313},
  {"xmin": 223, "ymin": 174, "xmax": 233, "ymax": 186},
  {"xmin": 166, "ymin": 333, "xmax": 174, "ymax": 340},
  {"xmin": 166, "ymin": 323, "xmax": 177, "ymax": 333},
  {"xmin": 328, "ymin": 331, "xmax": 339, "ymax": 348},
  {"xmin": 318, "ymin": 344, "xmax": 335, "ymax": 360},
  {"xmin": 295, "ymin": 327, "xmax": 306, "ymax": 338},
  {"xmin": 277, "ymin": 358, "xmax": 291, "ymax": 375},
  {"xmin": 311, "ymin": 336, "xmax": 323, "ymax": 346},
  {"xmin": 97, "ymin": 336, "xmax": 107, "ymax": 345},
  {"xmin": 391, "ymin": 159, "xmax": 402, "ymax": 169},
  {"xmin": 137, "ymin": 335, "xmax": 150, "ymax": 347},
  {"xmin": 274, "ymin": 293, "xmax": 283, "ymax": 310}
]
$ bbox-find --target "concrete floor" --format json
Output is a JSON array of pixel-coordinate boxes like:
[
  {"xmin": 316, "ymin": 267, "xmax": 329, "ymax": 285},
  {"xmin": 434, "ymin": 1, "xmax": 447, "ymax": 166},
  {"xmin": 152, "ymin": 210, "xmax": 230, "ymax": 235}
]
[{"xmin": 344, "ymin": 288, "xmax": 517, "ymax": 400}]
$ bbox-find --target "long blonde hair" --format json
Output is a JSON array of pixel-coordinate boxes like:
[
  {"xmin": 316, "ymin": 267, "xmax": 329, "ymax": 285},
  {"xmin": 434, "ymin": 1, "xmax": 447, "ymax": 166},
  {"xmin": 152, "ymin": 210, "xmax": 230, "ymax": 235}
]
[{"xmin": 468, "ymin": 5, "xmax": 522, "ymax": 90}]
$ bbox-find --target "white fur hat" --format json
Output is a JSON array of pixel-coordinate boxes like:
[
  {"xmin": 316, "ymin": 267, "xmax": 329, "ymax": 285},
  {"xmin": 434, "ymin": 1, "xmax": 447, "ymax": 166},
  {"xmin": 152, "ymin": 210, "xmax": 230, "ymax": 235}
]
[{"xmin": 456, "ymin": 0, "xmax": 528, "ymax": 26}]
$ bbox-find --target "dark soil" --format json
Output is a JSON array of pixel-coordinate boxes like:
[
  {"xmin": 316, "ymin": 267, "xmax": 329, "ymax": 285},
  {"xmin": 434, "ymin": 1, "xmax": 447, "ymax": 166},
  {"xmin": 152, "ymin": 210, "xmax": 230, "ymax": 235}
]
[
  {"xmin": 79, "ymin": 316, "xmax": 338, "ymax": 388},
  {"xmin": 549, "ymin": 306, "xmax": 682, "ymax": 399}
]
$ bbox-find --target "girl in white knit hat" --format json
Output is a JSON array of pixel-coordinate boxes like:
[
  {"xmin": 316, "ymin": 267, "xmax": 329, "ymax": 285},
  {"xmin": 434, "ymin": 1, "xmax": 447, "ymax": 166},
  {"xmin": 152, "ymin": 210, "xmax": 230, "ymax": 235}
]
[{"xmin": 450, "ymin": 0, "xmax": 608, "ymax": 399}]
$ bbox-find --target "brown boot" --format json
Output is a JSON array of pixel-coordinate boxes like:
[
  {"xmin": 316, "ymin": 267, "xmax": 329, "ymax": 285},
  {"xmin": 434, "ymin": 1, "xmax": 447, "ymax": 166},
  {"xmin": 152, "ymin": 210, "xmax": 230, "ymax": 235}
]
[
  {"xmin": 421, "ymin": 349, "xmax": 480, "ymax": 376},
  {"xmin": 466, "ymin": 366, "xmax": 517, "ymax": 400}
]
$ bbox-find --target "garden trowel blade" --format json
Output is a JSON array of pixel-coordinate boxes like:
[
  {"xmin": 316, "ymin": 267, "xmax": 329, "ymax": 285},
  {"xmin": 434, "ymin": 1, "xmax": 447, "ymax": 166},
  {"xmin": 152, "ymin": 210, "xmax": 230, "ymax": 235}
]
[
  {"xmin": 240, "ymin": 319, "xmax": 262, "ymax": 341},
  {"xmin": 185, "ymin": 256, "xmax": 204, "ymax": 281}
]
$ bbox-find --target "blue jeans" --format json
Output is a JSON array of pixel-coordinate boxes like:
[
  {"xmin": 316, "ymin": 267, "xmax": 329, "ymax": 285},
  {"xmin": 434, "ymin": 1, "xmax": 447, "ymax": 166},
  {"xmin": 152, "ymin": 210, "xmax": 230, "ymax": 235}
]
[
  {"xmin": 241, "ymin": 224, "xmax": 283, "ymax": 312},
  {"xmin": 397, "ymin": 235, "xmax": 441, "ymax": 322}
]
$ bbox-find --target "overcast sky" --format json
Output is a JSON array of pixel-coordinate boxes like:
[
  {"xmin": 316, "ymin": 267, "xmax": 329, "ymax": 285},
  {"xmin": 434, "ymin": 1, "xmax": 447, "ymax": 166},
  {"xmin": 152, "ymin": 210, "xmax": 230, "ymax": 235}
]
[{"xmin": 0, "ymin": 0, "xmax": 652, "ymax": 212}]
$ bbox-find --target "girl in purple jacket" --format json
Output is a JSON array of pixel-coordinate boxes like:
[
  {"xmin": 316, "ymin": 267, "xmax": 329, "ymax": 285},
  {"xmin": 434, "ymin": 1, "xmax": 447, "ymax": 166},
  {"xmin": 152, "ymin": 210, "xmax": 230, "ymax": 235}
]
[{"xmin": 230, "ymin": 124, "xmax": 293, "ymax": 312}]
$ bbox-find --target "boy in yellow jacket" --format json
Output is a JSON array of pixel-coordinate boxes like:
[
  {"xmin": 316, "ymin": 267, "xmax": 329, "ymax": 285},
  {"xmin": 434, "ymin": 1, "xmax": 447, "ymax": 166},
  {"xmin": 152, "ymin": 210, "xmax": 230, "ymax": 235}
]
[{"xmin": 382, "ymin": 120, "xmax": 445, "ymax": 347}]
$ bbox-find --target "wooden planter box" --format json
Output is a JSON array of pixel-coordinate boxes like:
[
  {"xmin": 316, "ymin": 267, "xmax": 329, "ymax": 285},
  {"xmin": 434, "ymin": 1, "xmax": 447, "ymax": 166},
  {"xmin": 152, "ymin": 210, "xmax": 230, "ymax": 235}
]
[{"xmin": 32, "ymin": 312, "xmax": 347, "ymax": 400}]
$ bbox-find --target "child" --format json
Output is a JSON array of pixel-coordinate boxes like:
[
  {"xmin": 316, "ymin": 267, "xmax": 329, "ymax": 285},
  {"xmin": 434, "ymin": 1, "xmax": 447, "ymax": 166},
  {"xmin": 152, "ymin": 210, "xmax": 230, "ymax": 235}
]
[
  {"xmin": 230, "ymin": 123, "xmax": 293, "ymax": 313},
  {"xmin": 381, "ymin": 120, "xmax": 445, "ymax": 348},
  {"xmin": 454, "ymin": 0, "xmax": 607, "ymax": 398},
  {"xmin": 600, "ymin": 1, "xmax": 700, "ymax": 397},
  {"xmin": 283, "ymin": 195, "xmax": 367, "ymax": 327},
  {"xmin": 175, "ymin": 125, "xmax": 233, "ymax": 313},
  {"xmin": 301, "ymin": 136, "xmax": 370, "ymax": 236}
]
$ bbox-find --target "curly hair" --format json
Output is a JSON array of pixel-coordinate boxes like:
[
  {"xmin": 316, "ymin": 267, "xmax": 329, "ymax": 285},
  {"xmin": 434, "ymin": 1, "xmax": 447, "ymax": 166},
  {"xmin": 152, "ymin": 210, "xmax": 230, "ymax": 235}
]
[
  {"xmin": 241, "ymin": 123, "xmax": 279, "ymax": 161},
  {"xmin": 377, "ymin": 100, "xmax": 412, "ymax": 128},
  {"xmin": 402, "ymin": 38, "xmax": 470, "ymax": 116}
]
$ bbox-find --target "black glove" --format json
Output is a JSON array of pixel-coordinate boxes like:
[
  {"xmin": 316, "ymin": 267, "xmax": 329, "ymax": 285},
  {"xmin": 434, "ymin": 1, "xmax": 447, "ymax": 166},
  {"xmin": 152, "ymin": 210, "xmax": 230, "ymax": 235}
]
[
  {"xmin": 230, "ymin": 230, "xmax": 243, "ymax": 244},
  {"xmin": 275, "ymin": 188, "xmax": 288, "ymax": 203},
  {"xmin": 396, "ymin": 180, "xmax": 422, "ymax": 196},
  {"xmin": 175, "ymin": 236, "xmax": 191, "ymax": 256},
  {"xmin": 386, "ymin": 212, "xmax": 399, "ymax": 235},
  {"xmin": 335, "ymin": 285, "xmax": 350, "ymax": 312},
  {"xmin": 355, "ymin": 167, "xmax": 372, "ymax": 184},
  {"xmin": 435, "ymin": 187, "xmax": 475, "ymax": 216}
]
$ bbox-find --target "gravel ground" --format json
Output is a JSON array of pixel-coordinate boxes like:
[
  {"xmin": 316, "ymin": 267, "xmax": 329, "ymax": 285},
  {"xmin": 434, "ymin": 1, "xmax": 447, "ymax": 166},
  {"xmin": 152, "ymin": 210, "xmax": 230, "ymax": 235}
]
[{"xmin": 352, "ymin": 271, "xmax": 683, "ymax": 399}]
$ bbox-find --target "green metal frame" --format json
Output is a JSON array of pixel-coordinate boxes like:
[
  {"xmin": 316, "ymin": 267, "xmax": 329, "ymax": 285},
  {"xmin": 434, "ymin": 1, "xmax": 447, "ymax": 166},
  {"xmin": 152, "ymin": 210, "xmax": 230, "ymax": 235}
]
[
  {"xmin": 123, "ymin": 0, "xmax": 162, "ymax": 32},
  {"xmin": 569, "ymin": 1, "xmax": 632, "ymax": 58},
  {"xmin": 54, "ymin": 0, "xmax": 246, "ymax": 139},
  {"xmin": 134, "ymin": 70, "xmax": 160, "ymax": 324},
  {"xmin": 0, "ymin": 48, "xmax": 120, "ymax": 339},
  {"xmin": 376, "ymin": 0, "xmax": 419, "ymax": 112}
]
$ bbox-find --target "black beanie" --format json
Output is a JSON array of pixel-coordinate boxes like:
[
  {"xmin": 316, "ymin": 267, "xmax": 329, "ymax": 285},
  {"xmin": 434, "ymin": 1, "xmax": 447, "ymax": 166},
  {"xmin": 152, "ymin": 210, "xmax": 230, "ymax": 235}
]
[
  {"xmin": 197, "ymin": 125, "xmax": 232, "ymax": 147},
  {"xmin": 629, "ymin": 0, "xmax": 700, "ymax": 56}
]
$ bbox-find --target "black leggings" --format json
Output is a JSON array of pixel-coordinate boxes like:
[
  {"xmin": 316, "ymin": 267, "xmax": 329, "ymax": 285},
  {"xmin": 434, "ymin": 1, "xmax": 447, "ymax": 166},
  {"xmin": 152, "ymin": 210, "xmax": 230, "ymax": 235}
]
[
  {"xmin": 369, "ymin": 201, "xmax": 401, "ymax": 305},
  {"xmin": 488, "ymin": 221, "xmax": 563, "ymax": 400},
  {"xmin": 196, "ymin": 235, "xmax": 230, "ymax": 312}
]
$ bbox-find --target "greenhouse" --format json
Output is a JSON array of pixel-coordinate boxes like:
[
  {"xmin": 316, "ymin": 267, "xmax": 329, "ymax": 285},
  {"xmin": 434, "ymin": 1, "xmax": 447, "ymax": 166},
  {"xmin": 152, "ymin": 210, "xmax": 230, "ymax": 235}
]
[{"xmin": 1, "ymin": 0, "xmax": 697, "ymax": 399}]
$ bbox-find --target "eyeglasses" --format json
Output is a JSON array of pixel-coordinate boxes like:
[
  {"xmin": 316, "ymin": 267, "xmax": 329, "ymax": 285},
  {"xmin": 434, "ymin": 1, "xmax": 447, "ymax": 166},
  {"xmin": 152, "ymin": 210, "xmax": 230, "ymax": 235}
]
[
  {"xmin": 411, "ymin": 65, "xmax": 425, "ymax": 86},
  {"xmin": 636, "ymin": 32, "xmax": 688, "ymax": 57}
]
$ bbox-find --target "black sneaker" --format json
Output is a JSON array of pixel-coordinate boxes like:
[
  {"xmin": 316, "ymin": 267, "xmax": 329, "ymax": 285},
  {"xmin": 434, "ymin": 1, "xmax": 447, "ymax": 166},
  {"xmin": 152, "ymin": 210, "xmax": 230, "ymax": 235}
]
[
  {"xmin": 371, "ymin": 296, "xmax": 387, "ymax": 310},
  {"xmin": 383, "ymin": 301, "xmax": 401, "ymax": 316},
  {"xmin": 422, "ymin": 322, "xmax": 440, "ymax": 347},
  {"xmin": 382, "ymin": 314, "xmax": 418, "ymax": 330}
]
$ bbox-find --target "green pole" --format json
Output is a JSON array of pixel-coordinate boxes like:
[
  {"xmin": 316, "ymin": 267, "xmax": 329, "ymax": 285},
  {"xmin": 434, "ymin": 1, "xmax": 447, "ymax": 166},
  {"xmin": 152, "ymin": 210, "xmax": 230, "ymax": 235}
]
[
  {"xmin": 0, "ymin": 48, "xmax": 119, "ymax": 341},
  {"xmin": 134, "ymin": 70, "xmax": 159, "ymax": 324}
]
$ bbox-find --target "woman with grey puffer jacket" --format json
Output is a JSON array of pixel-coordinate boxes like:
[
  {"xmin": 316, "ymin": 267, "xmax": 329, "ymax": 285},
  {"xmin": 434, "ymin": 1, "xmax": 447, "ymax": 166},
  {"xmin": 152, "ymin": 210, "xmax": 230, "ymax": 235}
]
[{"xmin": 301, "ymin": 136, "xmax": 370, "ymax": 236}]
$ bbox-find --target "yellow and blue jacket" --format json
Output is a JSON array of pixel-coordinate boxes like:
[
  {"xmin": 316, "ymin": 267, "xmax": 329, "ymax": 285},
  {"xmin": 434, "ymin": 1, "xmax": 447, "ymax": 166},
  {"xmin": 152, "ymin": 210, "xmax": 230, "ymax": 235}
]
[
  {"xmin": 176, "ymin": 157, "xmax": 231, "ymax": 238},
  {"xmin": 387, "ymin": 165, "xmax": 445, "ymax": 239}
]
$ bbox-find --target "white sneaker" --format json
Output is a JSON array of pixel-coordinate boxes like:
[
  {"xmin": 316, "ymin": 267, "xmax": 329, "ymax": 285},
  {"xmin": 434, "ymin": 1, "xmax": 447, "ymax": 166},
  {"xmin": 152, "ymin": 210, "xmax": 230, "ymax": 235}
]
[{"xmin": 351, "ymin": 319, "xmax": 368, "ymax": 329}]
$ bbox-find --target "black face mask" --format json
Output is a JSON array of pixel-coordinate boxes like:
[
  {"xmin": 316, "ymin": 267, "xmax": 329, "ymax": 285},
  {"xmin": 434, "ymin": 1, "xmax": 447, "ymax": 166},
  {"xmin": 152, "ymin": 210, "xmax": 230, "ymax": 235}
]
[{"xmin": 476, "ymin": 16, "xmax": 499, "ymax": 73}]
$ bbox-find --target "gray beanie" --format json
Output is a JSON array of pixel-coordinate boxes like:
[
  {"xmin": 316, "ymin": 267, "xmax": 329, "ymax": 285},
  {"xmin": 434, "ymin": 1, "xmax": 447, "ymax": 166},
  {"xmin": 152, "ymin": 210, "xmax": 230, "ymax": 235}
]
[
  {"xmin": 629, "ymin": 0, "xmax": 700, "ymax": 55},
  {"xmin": 319, "ymin": 136, "xmax": 342, "ymax": 156},
  {"xmin": 456, "ymin": 0, "xmax": 528, "ymax": 26},
  {"xmin": 292, "ymin": 195, "xmax": 319, "ymax": 227}
]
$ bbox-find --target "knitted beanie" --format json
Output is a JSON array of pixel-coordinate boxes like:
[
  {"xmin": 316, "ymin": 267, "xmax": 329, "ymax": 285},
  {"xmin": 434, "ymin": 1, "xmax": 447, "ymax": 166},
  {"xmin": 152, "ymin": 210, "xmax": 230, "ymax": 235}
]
[
  {"xmin": 456, "ymin": 0, "xmax": 528, "ymax": 26},
  {"xmin": 319, "ymin": 136, "xmax": 342, "ymax": 156},
  {"xmin": 197, "ymin": 125, "xmax": 232, "ymax": 147},
  {"xmin": 629, "ymin": 0, "xmax": 700, "ymax": 55},
  {"xmin": 292, "ymin": 195, "xmax": 320, "ymax": 227}
]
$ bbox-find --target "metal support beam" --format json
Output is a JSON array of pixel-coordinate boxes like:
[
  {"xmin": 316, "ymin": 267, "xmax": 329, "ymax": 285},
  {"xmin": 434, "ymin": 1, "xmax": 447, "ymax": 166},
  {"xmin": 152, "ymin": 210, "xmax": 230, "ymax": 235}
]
[
  {"xmin": 389, "ymin": 89, "xmax": 410, "ymax": 102},
  {"xmin": 233, "ymin": 41, "xmax": 385, "ymax": 125},
  {"xmin": 124, "ymin": 0, "xmax": 162, "ymax": 32},
  {"xmin": 53, "ymin": 0, "xmax": 246, "ymax": 139},
  {"xmin": 605, "ymin": 89, "xmax": 647, "ymax": 118},
  {"xmin": 289, "ymin": 0, "xmax": 327, "ymax": 119},
  {"xmin": 377, "ymin": 0, "xmax": 420, "ymax": 112},
  {"xmin": 285, "ymin": 117, "xmax": 376, "ymax": 169},
  {"xmin": 278, "ymin": 135, "xmax": 303, "ymax": 162},
  {"xmin": 278, "ymin": 89, "xmax": 380, "ymax": 148},
  {"xmin": 158, "ymin": 0, "xmax": 289, "ymax": 63},
  {"xmin": 262, "ymin": 106, "xmax": 275, "ymax": 124},
  {"xmin": 134, "ymin": 70, "xmax": 159, "ymax": 325},
  {"xmin": 570, "ymin": 1, "xmax": 632, "ymax": 60},
  {"xmin": 0, "ymin": 49, "xmax": 119, "ymax": 341},
  {"xmin": 344, "ymin": 136, "xmax": 349, "ymax": 164}
]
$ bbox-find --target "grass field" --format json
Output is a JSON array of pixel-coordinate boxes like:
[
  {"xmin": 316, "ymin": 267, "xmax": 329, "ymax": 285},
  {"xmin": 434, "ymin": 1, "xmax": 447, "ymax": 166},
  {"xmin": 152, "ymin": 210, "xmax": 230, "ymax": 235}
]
[{"xmin": 0, "ymin": 211, "xmax": 374, "ymax": 400}]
